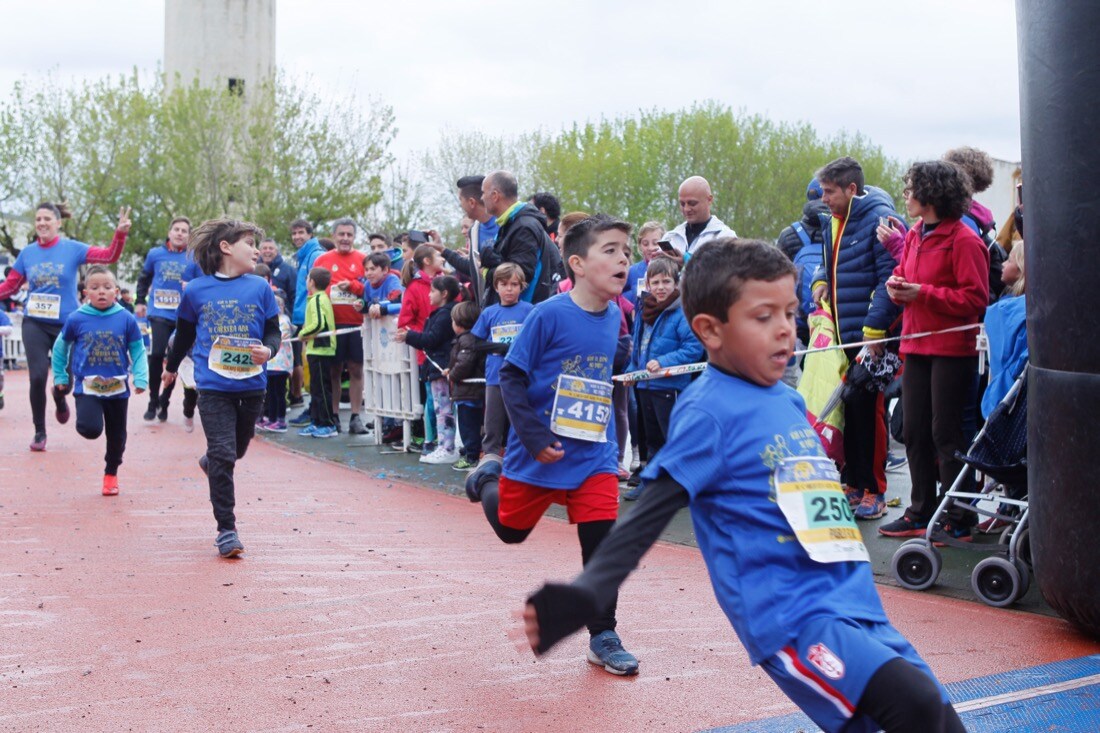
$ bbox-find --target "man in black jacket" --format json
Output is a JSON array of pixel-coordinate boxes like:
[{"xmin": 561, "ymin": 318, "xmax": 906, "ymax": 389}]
[
  {"xmin": 259, "ymin": 238, "xmax": 297, "ymax": 309},
  {"xmin": 435, "ymin": 170, "xmax": 563, "ymax": 306}
]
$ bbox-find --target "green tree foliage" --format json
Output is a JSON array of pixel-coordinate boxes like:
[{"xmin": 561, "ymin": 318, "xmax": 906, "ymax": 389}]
[
  {"xmin": 0, "ymin": 72, "xmax": 395, "ymax": 276},
  {"xmin": 529, "ymin": 102, "xmax": 905, "ymax": 238}
]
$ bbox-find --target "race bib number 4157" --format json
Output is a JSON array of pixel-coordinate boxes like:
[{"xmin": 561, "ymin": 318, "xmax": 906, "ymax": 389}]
[{"xmin": 550, "ymin": 375, "xmax": 613, "ymax": 443}]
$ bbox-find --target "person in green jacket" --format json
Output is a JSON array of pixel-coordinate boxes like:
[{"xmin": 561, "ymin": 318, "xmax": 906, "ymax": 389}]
[{"xmin": 297, "ymin": 267, "xmax": 337, "ymax": 438}]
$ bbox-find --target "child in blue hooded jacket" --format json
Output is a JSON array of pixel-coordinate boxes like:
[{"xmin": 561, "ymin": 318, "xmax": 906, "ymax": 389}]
[{"xmin": 51, "ymin": 266, "xmax": 148, "ymax": 496}]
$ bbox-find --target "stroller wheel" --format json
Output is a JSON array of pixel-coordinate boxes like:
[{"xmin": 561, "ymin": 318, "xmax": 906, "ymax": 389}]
[
  {"xmin": 971, "ymin": 557, "xmax": 1023, "ymax": 607},
  {"xmin": 891, "ymin": 543, "xmax": 942, "ymax": 591}
]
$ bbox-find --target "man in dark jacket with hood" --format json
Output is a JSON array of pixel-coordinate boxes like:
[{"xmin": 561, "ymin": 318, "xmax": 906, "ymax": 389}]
[
  {"xmin": 259, "ymin": 238, "xmax": 297, "ymax": 308},
  {"xmin": 437, "ymin": 170, "xmax": 563, "ymax": 306},
  {"xmin": 810, "ymin": 156, "xmax": 904, "ymax": 521}
]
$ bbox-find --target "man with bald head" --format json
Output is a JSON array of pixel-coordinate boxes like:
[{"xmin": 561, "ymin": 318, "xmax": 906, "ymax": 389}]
[
  {"xmin": 434, "ymin": 170, "xmax": 563, "ymax": 305},
  {"xmin": 664, "ymin": 176, "xmax": 737, "ymax": 257}
]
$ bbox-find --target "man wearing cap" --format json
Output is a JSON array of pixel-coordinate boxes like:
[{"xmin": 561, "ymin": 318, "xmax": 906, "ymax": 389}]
[
  {"xmin": 663, "ymin": 176, "xmax": 737, "ymax": 258},
  {"xmin": 777, "ymin": 178, "xmax": 830, "ymax": 260}
]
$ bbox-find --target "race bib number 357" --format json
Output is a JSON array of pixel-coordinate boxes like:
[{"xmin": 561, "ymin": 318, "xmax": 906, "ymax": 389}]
[
  {"xmin": 550, "ymin": 375, "xmax": 613, "ymax": 443},
  {"xmin": 774, "ymin": 456, "xmax": 870, "ymax": 564},
  {"xmin": 26, "ymin": 293, "xmax": 62, "ymax": 320}
]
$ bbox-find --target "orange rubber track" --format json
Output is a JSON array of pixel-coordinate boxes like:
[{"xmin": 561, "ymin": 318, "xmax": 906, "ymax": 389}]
[{"xmin": 1, "ymin": 371, "xmax": 1096, "ymax": 731}]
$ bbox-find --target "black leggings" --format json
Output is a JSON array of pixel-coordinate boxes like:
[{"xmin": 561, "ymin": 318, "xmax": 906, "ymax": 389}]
[
  {"xmin": 21, "ymin": 318, "xmax": 66, "ymax": 434},
  {"xmin": 265, "ymin": 372, "xmax": 289, "ymax": 422},
  {"xmin": 857, "ymin": 658, "xmax": 966, "ymax": 732},
  {"xmin": 75, "ymin": 394, "xmax": 129, "ymax": 475},
  {"xmin": 478, "ymin": 476, "xmax": 618, "ymax": 636},
  {"xmin": 198, "ymin": 390, "xmax": 265, "ymax": 532},
  {"xmin": 146, "ymin": 316, "xmax": 177, "ymax": 410}
]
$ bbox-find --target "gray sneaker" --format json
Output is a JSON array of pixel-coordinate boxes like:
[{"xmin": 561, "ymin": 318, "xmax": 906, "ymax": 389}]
[
  {"xmin": 215, "ymin": 530, "xmax": 244, "ymax": 558},
  {"xmin": 348, "ymin": 414, "xmax": 371, "ymax": 435},
  {"xmin": 587, "ymin": 630, "xmax": 639, "ymax": 676}
]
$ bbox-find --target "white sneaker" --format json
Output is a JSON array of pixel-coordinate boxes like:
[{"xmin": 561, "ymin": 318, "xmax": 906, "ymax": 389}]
[
  {"xmin": 419, "ymin": 446, "xmax": 459, "ymax": 465},
  {"xmin": 184, "ymin": 416, "xmax": 194, "ymax": 433}
]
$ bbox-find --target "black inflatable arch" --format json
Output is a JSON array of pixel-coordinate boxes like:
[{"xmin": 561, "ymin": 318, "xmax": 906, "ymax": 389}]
[{"xmin": 1018, "ymin": 0, "xmax": 1100, "ymax": 637}]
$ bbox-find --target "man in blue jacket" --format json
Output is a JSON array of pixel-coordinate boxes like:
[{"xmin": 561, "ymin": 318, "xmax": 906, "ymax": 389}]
[
  {"xmin": 811, "ymin": 157, "xmax": 904, "ymax": 522},
  {"xmin": 289, "ymin": 218, "xmax": 322, "ymax": 413}
]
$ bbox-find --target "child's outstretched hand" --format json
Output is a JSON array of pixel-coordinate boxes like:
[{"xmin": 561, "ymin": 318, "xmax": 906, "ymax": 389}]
[
  {"xmin": 53, "ymin": 382, "xmax": 71, "ymax": 397},
  {"xmin": 250, "ymin": 344, "xmax": 271, "ymax": 365},
  {"xmin": 536, "ymin": 441, "xmax": 565, "ymax": 464},
  {"xmin": 134, "ymin": 386, "xmax": 146, "ymax": 395}
]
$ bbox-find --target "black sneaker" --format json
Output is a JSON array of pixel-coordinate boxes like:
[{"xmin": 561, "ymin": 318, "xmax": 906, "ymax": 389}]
[
  {"xmin": 215, "ymin": 530, "xmax": 244, "ymax": 558},
  {"xmin": 288, "ymin": 396, "xmax": 305, "ymax": 408},
  {"xmin": 157, "ymin": 404, "xmax": 169, "ymax": 422},
  {"xmin": 143, "ymin": 405, "xmax": 157, "ymax": 421},
  {"xmin": 626, "ymin": 469, "xmax": 643, "ymax": 487},
  {"xmin": 348, "ymin": 414, "xmax": 371, "ymax": 435}
]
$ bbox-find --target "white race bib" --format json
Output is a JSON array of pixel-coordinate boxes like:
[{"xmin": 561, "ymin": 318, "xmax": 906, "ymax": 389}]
[
  {"xmin": 550, "ymin": 375, "xmax": 613, "ymax": 443},
  {"xmin": 152, "ymin": 288, "xmax": 181, "ymax": 311},
  {"xmin": 491, "ymin": 322, "xmax": 522, "ymax": 345},
  {"xmin": 82, "ymin": 375, "xmax": 126, "ymax": 397},
  {"xmin": 208, "ymin": 336, "xmax": 263, "ymax": 380},
  {"xmin": 330, "ymin": 287, "xmax": 360, "ymax": 306},
  {"xmin": 26, "ymin": 292, "xmax": 61, "ymax": 320},
  {"xmin": 177, "ymin": 356, "xmax": 196, "ymax": 390},
  {"xmin": 774, "ymin": 456, "xmax": 870, "ymax": 564}
]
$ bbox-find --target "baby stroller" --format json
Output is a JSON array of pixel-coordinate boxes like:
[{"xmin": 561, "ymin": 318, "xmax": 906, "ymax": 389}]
[{"xmin": 890, "ymin": 364, "xmax": 1030, "ymax": 607}]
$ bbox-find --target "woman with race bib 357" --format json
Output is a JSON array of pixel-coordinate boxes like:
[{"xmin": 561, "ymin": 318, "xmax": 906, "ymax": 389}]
[{"xmin": 0, "ymin": 202, "xmax": 131, "ymax": 451}]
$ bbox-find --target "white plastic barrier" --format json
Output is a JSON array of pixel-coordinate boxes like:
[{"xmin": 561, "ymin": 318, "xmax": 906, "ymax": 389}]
[
  {"xmin": 361, "ymin": 315, "xmax": 422, "ymax": 449},
  {"xmin": 2, "ymin": 312, "xmax": 25, "ymax": 369}
]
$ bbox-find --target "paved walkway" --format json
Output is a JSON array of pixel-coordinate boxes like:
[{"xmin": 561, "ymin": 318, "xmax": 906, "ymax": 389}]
[{"xmin": 1, "ymin": 371, "xmax": 1097, "ymax": 732}]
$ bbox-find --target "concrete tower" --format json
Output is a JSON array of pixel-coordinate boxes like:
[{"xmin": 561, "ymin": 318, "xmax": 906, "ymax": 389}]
[{"xmin": 164, "ymin": 0, "xmax": 276, "ymax": 97}]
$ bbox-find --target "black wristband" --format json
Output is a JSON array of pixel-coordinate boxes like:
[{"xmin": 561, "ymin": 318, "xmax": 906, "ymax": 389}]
[{"xmin": 526, "ymin": 582, "xmax": 600, "ymax": 655}]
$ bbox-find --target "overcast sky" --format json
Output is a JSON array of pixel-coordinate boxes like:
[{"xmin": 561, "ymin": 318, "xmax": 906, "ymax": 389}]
[{"xmin": 0, "ymin": 0, "xmax": 1022, "ymax": 164}]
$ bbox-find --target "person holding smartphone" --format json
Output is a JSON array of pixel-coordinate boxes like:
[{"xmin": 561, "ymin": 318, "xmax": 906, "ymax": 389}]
[{"xmin": 662, "ymin": 176, "xmax": 737, "ymax": 260}]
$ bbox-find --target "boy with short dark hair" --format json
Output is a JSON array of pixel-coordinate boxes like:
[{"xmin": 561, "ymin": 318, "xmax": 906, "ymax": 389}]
[
  {"xmin": 522, "ymin": 239, "xmax": 964, "ymax": 732},
  {"xmin": 297, "ymin": 267, "xmax": 337, "ymax": 438},
  {"xmin": 467, "ymin": 214, "xmax": 640, "ymax": 676},
  {"xmin": 447, "ymin": 300, "xmax": 484, "ymax": 471}
]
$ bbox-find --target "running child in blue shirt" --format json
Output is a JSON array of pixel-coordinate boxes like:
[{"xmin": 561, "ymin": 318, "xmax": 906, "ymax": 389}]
[
  {"xmin": 466, "ymin": 215, "xmax": 640, "ymax": 676},
  {"xmin": 162, "ymin": 219, "xmax": 282, "ymax": 559},
  {"xmin": 522, "ymin": 240, "xmax": 965, "ymax": 733},
  {"xmin": 51, "ymin": 266, "xmax": 148, "ymax": 496},
  {"xmin": 469, "ymin": 262, "xmax": 534, "ymax": 465}
]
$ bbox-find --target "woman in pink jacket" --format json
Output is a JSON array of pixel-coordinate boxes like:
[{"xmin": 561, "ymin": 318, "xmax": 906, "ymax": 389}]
[{"xmin": 877, "ymin": 161, "xmax": 989, "ymax": 542}]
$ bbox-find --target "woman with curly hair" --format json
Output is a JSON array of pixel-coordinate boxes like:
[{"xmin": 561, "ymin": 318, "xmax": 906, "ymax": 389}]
[{"xmin": 877, "ymin": 161, "xmax": 990, "ymax": 542}]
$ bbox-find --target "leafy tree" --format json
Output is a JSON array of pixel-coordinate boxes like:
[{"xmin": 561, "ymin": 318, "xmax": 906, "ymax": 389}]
[{"xmin": 0, "ymin": 72, "xmax": 396, "ymax": 277}]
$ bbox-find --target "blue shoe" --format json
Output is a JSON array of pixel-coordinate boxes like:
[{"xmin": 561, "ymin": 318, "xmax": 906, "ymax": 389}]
[
  {"xmin": 215, "ymin": 530, "xmax": 244, "ymax": 558},
  {"xmin": 854, "ymin": 491, "xmax": 886, "ymax": 520},
  {"xmin": 288, "ymin": 412, "xmax": 311, "ymax": 427},
  {"xmin": 297, "ymin": 424, "xmax": 318, "ymax": 437},
  {"xmin": 886, "ymin": 452, "xmax": 908, "ymax": 472},
  {"xmin": 312, "ymin": 426, "xmax": 336, "ymax": 439},
  {"xmin": 465, "ymin": 459, "xmax": 501, "ymax": 503},
  {"xmin": 587, "ymin": 630, "xmax": 639, "ymax": 676}
]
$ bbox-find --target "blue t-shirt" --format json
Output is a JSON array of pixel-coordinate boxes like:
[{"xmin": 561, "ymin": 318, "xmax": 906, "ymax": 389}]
[
  {"xmin": 362, "ymin": 273, "xmax": 405, "ymax": 316},
  {"xmin": 622, "ymin": 260, "xmax": 650, "ymax": 308},
  {"xmin": 13, "ymin": 239, "xmax": 91, "ymax": 324},
  {"xmin": 177, "ymin": 274, "xmax": 279, "ymax": 393},
  {"xmin": 181, "ymin": 260, "xmax": 204, "ymax": 284},
  {"xmin": 471, "ymin": 301, "xmax": 535, "ymax": 386},
  {"xmin": 642, "ymin": 367, "xmax": 887, "ymax": 664},
  {"xmin": 141, "ymin": 246, "xmax": 191, "ymax": 320},
  {"xmin": 503, "ymin": 293, "xmax": 619, "ymax": 488},
  {"xmin": 477, "ymin": 218, "xmax": 500, "ymax": 249},
  {"xmin": 57, "ymin": 304, "xmax": 145, "ymax": 399}
]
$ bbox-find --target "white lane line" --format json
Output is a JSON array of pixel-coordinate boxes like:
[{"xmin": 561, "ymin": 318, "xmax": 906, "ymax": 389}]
[{"xmin": 953, "ymin": 672, "xmax": 1100, "ymax": 713}]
